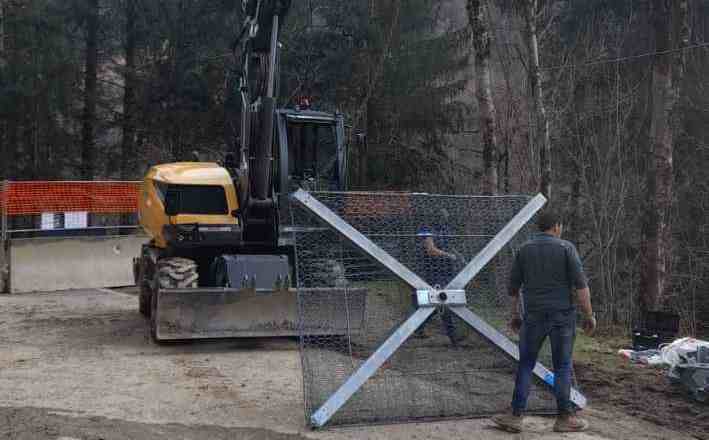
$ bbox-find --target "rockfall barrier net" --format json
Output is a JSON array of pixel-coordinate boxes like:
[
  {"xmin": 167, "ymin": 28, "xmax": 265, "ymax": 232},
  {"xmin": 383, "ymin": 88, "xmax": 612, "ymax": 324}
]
[{"xmin": 289, "ymin": 191, "xmax": 584, "ymax": 427}]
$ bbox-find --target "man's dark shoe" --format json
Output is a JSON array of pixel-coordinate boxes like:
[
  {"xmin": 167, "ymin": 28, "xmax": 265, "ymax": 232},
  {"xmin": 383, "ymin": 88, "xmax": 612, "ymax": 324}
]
[
  {"xmin": 553, "ymin": 414, "xmax": 589, "ymax": 432},
  {"xmin": 491, "ymin": 412, "xmax": 523, "ymax": 433}
]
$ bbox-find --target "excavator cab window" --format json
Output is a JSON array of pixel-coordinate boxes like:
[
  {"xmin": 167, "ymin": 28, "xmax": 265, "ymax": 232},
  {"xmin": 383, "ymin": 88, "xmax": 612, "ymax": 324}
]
[
  {"xmin": 286, "ymin": 121, "xmax": 338, "ymax": 191},
  {"xmin": 163, "ymin": 185, "xmax": 229, "ymax": 215},
  {"xmin": 274, "ymin": 110, "xmax": 347, "ymax": 201}
]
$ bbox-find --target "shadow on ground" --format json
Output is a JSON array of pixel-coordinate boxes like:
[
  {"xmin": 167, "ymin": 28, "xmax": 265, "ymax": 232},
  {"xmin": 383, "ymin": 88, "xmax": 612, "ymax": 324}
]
[{"xmin": 1, "ymin": 407, "xmax": 309, "ymax": 440}]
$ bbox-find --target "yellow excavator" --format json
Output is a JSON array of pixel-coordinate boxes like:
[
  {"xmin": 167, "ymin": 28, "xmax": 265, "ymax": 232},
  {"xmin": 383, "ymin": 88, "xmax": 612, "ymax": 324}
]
[{"xmin": 133, "ymin": 0, "xmax": 352, "ymax": 341}]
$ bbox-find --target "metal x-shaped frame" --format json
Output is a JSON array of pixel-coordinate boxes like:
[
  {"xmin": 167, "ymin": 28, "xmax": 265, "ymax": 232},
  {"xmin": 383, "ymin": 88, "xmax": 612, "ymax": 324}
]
[{"xmin": 292, "ymin": 189, "xmax": 587, "ymax": 428}]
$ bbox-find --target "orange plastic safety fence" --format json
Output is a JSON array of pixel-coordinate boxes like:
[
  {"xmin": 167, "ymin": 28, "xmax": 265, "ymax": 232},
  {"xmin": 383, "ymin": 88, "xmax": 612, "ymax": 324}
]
[{"xmin": 0, "ymin": 181, "xmax": 140, "ymax": 216}]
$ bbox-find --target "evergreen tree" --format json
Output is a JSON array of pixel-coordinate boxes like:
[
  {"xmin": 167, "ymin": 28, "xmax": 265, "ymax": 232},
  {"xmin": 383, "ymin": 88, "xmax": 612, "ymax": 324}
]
[{"xmin": 280, "ymin": 0, "xmax": 470, "ymax": 191}]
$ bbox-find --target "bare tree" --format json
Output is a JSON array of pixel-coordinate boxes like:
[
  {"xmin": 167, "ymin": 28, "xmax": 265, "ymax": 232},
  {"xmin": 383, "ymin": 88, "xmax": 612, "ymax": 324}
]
[
  {"xmin": 355, "ymin": 0, "xmax": 401, "ymax": 188},
  {"xmin": 467, "ymin": 0, "xmax": 498, "ymax": 195},
  {"xmin": 121, "ymin": 0, "xmax": 138, "ymax": 179},
  {"xmin": 0, "ymin": 1, "xmax": 8, "ymax": 180},
  {"xmin": 639, "ymin": 0, "xmax": 688, "ymax": 312},
  {"xmin": 522, "ymin": 0, "xmax": 552, "ymax": 199}
]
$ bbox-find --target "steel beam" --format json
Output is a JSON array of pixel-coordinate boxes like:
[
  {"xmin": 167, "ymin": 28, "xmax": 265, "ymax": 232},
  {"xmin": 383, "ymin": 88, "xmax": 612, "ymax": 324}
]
[
  {"xmin": 266, "ymin": 14, "xmax": 279, "ymax": 98},
  {"xmin": 310, "ymin": 307, "xmax": 436, "ymax": 427},
  {"xmin": 450, "ymin": 306, "xmax": 587, "ymax": 408},
  {"xmin": 446, "ymin": 194, "xmax": 546, "ymax": 290}
]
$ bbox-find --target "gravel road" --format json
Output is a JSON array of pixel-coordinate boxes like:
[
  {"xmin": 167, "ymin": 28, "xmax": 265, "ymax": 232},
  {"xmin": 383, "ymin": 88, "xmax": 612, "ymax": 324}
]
[{"xmin": 0, "ymin": 289, "xmax": 692, "ymax": 440}]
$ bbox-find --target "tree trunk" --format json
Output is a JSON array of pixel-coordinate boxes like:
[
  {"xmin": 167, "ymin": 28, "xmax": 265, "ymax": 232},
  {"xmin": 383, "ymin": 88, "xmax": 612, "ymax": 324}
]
[
  {"xmin": 0, "ymin": 0, "xmax": 5, "ymax": 54},
  {"xmin": 0, "ymin": 3, "xmax": 7, "ymax": 180},
  {"xmin": 523, "ymin": 0, "xmax": 552, "ymax": 199},
  {"xmin": 1, "ymin": 3, "xmax": 19, "ymax": 181},
  {"xmin": 358, "ymin": 0, "xmax": 379, "ymax": 189},
  {"xmin": 121, "ymin": 0, "xmax": 137, "ymax": 180},
  {"xmin": 81, "ymin": 0, "xmax": 99, "ymax": 180},
  {"xmin": 358, "ymin": 103, "xmax": 369, "ymax": 188},
  {"xmin": 639, "ymin": 0, "xmax": 687, "ymax": 312},
  {"xmin": 569, "ymin": 164, "xmax": 583, "ymax": 245},
  {"xmin": 468, "ymin": 0, "xmax": 498, "ymax": 195},
  {"xmin": 351, "ymin": 0, "xmax": 401, "ymax": 189}
]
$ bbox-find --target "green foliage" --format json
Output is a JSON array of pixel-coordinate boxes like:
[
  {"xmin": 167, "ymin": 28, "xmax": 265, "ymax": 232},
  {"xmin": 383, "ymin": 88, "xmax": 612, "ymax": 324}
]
[
  {"xmin": 2, "ymin": 0, "xmax": 469, "ymax": 185},
  {"xmin": 0, "ymin": 1, "xmax": 82, "ymax": 178},
  {"xmin": 279, "ymin": 0, "xmax": 470, "ymax": 190},
  {"xmin": 0, "ymin": 0, "xmax": 243, "ymax": 178}
]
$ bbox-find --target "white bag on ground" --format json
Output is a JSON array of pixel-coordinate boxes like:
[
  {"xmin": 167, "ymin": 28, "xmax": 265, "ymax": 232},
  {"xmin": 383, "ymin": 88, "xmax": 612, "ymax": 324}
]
[{"xmin": 660, "ymin": 337, "xmax": 709, "ymax": 379}]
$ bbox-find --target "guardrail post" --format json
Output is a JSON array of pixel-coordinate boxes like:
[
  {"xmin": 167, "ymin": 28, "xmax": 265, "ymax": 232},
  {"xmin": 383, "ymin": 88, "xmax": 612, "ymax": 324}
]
[{"xmin": 1, "ymin": 180, "xmax": 9, "ymax": 293}]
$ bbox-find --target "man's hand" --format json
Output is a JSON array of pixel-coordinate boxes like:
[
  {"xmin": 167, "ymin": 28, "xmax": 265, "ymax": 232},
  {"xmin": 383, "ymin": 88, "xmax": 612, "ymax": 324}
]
[
  {"xmin": 575, "ymin": 287, "xmax": 595, "ymax": 335},
  {"xmin": 582, "ymin": 314, "xmax": 597, "ymax": 335},
  {"xmin": 509, "ymin": 317, "xmax": 522, "ymax": 334}
]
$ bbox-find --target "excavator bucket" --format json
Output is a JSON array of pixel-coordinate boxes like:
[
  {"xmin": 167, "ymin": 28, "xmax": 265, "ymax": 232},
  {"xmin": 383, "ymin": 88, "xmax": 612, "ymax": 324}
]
[{"xmin": 153, "ymin": 287, "xmax": 367, "ymax": 340}]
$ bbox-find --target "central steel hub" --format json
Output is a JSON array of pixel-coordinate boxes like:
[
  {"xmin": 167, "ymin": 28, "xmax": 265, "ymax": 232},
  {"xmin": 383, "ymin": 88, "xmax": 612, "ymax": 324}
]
[{"xmin": 415, "ymin": 289, "xmax": 467, "ymax": 307}]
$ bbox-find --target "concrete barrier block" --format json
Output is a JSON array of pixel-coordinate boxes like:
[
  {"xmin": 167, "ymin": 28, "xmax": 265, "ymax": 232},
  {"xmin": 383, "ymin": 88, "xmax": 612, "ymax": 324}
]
[
  {"xmin": 0, "ymin": 244, "xmax": 7, "ymax": 293},
  {"xmin": 9, "ymin": 235, "xmax": 147, "ymax": 293}
]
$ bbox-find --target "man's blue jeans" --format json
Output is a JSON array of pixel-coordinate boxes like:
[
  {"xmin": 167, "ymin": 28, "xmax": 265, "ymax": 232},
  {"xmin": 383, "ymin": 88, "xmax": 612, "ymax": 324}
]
[{"xmin": 512, "ymin": 308, "xmax": 576, "ymax": 415}]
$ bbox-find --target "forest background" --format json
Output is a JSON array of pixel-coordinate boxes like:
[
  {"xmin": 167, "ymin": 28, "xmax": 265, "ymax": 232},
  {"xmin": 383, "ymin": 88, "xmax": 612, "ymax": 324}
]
[{"xmin": 1, "ymin": 0, "xmax": 708, "ymax": 336}]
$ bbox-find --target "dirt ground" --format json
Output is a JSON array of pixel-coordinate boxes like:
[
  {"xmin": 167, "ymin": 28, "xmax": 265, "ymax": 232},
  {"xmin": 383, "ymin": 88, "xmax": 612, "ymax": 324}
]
[
  {"xmin": 574, "ymin": 339, "xmax": 709, "ymax": 440},
  {"xmin": 0, "ymin": 289, "xmax": 701, "ymax": 440}
]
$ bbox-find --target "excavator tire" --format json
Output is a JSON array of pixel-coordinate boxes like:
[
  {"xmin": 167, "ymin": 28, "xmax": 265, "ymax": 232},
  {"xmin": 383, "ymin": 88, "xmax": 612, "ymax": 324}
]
[
  {"xmin": 150, "ymin": 257, "xmax": 198, "ymax": 342},
  {"xmin": 155, "ymin": 257, "xmax": 199, "ymax": 289},
  {"xmin": 137, "ymin": 257, "xmax": 152, "ymax": 317}
]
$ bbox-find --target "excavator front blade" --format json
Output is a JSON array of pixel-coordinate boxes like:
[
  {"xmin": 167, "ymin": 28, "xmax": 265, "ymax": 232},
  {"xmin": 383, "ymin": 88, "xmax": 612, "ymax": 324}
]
[{"xmin": 153, "ymin": 287, "xmax": 367, "ymax": 340}]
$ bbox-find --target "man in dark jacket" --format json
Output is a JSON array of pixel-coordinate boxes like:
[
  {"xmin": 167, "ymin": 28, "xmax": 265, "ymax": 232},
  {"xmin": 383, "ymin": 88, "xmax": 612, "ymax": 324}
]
[
  {"xmin": 414, "ymin": 208, "xmax": 460, "ymax": 344},
  {"xmin": 492, "ymin": 209, "xmax": 596, "ymax": 433}
]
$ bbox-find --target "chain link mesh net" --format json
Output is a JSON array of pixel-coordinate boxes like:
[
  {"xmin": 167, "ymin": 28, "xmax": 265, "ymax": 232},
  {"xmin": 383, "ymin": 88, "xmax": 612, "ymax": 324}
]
[
  {"xmin": 290, "ymin": 192, "xmax": 572, "ymax": 426},
  {"xmin": 3, "ymin": 181, "xmax": 140, "ymax": 215}
]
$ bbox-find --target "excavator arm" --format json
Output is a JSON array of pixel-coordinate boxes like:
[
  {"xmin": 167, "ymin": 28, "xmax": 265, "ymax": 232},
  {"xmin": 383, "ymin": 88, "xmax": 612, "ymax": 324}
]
[{"xmin": 231, "ymin": 0, "xmax": 291, "ymax": 244}]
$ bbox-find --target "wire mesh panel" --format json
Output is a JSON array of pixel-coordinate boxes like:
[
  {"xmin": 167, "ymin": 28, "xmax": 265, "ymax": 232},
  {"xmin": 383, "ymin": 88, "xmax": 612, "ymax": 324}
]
[{"xmin": 291, "ymin": 192, "xmax": 572, "ymax": 426}]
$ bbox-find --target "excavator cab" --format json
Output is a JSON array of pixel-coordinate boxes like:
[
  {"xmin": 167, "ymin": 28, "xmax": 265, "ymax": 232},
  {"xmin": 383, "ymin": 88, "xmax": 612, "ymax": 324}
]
[
  {"xmin": 276, "ymin": 109, "xmax": 346, "ymax": 194},
  {"xmin": 273, "ymin": 109, "xmax": 346, "ymax": 248}
]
